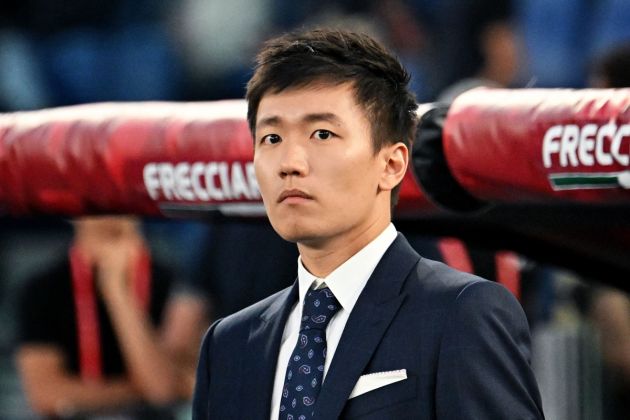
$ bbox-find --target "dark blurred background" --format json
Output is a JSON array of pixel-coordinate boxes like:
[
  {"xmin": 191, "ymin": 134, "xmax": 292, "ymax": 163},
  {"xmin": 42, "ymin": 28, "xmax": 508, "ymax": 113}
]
[{"xmin": 1, "ymin": 1, "xmax": 629, "ymax": 419}]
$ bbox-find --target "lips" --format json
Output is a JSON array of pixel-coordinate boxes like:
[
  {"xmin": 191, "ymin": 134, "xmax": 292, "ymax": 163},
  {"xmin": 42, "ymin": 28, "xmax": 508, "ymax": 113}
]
[{"xmin": 277, "ymin": 189, "xmax": 313, "ymax": 203}]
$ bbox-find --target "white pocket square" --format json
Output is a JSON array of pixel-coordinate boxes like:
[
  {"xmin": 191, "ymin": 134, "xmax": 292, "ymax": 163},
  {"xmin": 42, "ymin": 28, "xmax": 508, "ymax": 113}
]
[{"xmin": 348, "ymin": 369, "xmax": 407, "ymax": 399}]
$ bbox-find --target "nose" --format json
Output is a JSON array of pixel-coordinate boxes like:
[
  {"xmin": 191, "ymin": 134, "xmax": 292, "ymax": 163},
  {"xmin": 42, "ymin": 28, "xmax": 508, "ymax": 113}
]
[{"xmin": 279, "ymin": 141, "xmax": 308, "ymax": 178}]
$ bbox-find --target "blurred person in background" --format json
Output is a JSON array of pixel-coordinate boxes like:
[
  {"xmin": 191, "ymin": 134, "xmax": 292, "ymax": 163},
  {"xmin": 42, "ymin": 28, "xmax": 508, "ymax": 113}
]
[
  {"xmin": 15, "ymin": 216, "xmax": 191, "ymax": 419},
  {"xmin": 573, "ymin": 42, "xmax": 630, "ymax": 420},
  {"xmin": 436, "ymin": 0, "xmax": 521, "ymax": 103},
  {"xmin": 576, "ymin": 284, "xmax": 630, "ymax": 420}
]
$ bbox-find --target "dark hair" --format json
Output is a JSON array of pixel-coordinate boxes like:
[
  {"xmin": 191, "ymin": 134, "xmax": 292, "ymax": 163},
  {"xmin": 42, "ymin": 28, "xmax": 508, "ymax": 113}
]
[
  {"xmin": 591, "ymin": 42, "xmax": 630, "ymax": 88},
  {"xmin": 246, "ymin": 28, "xmax": 418, "ymax": 207}
]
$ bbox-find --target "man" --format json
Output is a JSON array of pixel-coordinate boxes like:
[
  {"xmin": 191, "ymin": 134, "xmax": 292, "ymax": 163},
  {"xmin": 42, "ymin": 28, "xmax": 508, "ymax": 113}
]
[
  {"xmin": 193, "ymin": 29, "xmax": 544, "ymax": 419},
  {"xmin": 16, "ymin": 216, "xmax": 190, "ymax": 418}
]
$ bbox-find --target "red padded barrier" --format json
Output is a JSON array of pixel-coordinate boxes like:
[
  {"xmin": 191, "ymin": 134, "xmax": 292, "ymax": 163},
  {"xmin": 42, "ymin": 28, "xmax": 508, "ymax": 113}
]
[
  {"xmin": 0, "ymin": 100, "xmax": 432, "ymax": 217},
  {"xmin": 0, "ymin": 101, "xmax": 256, "ymax": 216},
  {"xmin": 443, "ymin": 88, "xmax": 630, "ymax": 204}
]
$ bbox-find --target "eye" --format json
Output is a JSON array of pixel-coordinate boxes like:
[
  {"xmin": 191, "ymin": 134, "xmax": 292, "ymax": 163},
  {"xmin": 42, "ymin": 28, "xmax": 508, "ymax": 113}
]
[
  {"xmin": 260, "ymin": 134, "xmax": 281, "ymax": 145},
  {"xmin": 312, "ymin": 130, "xmax": 335, "ymax": 141}
]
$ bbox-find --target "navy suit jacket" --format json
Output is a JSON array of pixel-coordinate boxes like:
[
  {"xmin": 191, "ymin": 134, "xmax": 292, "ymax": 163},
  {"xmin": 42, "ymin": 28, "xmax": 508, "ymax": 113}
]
[{"xmin": 193, "ymin": 234, "xmax": 544, "ymax": 419}]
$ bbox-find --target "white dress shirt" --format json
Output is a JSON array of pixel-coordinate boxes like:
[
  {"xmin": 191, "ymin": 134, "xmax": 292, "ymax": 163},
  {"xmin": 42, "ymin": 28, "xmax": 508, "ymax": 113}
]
[{"xmin": 269, "ymin": 224, "xmax": 398, "ymax": 419}]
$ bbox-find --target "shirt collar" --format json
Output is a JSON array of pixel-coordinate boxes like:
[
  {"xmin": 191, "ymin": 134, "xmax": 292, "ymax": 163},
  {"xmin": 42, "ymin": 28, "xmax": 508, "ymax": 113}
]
[{"xmin": 297, "ymin": 223, "xmax": 397, "ymax": 311}]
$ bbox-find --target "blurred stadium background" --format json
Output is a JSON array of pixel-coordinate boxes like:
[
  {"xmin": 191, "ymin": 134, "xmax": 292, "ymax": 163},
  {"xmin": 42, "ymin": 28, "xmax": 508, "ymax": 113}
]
[{"xmin": 1, "ymin": 1, "xmax": 629, "ymax": 419}]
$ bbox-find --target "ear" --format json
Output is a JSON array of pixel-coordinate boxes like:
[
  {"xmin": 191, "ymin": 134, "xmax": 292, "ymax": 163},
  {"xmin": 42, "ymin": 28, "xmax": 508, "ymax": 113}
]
[{"xmin": 378, "ymin": 142, "xmax": 408, "ymax": 192}]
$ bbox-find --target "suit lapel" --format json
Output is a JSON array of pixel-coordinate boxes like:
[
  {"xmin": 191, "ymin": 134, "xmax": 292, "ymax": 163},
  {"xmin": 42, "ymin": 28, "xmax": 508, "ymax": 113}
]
[
  {"xmin": 314, "ymin": 234, "xmax": 421, "ymax": 419},
  {"xmin": 242, "ymin": 281, "xmax": 298, "ymax": 419}
]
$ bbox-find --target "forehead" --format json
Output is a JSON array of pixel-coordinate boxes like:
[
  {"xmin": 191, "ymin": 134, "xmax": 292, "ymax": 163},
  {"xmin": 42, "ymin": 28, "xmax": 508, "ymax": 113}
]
[{"xmin": 256, "ymin": 82, "xmax": 367, "ymax": 128}]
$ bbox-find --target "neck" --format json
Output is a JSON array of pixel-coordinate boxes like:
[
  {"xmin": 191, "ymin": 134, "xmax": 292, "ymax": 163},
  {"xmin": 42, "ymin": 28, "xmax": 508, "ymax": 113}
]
[{"xmin": 298, "ymin": 217, "xmax": 390, "ymax": 278}]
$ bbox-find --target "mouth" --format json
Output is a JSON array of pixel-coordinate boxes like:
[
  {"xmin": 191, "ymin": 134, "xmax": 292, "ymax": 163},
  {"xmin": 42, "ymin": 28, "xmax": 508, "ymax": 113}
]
[{"xmin": 277, "ymin": 189, "xmax": 314, "ymax": 203}]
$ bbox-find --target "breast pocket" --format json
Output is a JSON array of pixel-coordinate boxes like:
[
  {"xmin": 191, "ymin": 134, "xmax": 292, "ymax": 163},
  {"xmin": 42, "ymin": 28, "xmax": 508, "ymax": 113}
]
[{"xmin": 341, "ymin": 374, "xmax": 418, "ymax": 419}]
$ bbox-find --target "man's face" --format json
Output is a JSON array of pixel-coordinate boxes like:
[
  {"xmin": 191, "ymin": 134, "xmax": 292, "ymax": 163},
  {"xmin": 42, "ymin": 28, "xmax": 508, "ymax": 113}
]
[{"xmin": 253, "ymin": 83, "xmax": 392, "ymax": 249}]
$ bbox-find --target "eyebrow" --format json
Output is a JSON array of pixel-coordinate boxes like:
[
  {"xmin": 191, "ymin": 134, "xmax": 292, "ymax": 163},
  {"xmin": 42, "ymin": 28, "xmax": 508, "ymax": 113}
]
[
  {"xmin": 256, "ymin": 112, "xmax": 342, "ymax": 131},
  {"xmin": 302, "ymin": 113, "xmax": 342, "ymax": 125}
]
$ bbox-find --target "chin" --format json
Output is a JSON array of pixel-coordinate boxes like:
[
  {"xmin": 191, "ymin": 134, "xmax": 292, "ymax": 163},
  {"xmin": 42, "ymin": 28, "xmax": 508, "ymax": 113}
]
[
  {"xmin": 273, "ymin": 227, "xmax": 308, "ymax": 244},
  {"xmin": 270, "ymin": 220, "xmax": 317, "ymax": 244}
]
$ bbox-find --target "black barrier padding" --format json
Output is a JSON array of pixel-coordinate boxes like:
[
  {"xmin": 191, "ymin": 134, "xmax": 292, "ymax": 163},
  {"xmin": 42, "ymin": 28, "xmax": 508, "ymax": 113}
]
[{"xmin": 412, "ymin": 104, "xmax": 488, "ymax": 213}]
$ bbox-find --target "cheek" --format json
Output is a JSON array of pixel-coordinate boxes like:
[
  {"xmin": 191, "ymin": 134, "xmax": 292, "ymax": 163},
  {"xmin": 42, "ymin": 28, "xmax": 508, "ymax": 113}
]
[
  {"xmin": 322, "ymin": 154, "xmax": 378, "ymax": 202},
  {"xmin": 253, "ymin": 157, "xmax": 271, "ymax": 189}
]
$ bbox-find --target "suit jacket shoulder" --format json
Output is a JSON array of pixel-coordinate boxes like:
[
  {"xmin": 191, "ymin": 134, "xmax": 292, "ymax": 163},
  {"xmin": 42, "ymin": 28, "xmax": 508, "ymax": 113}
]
[
  {"xmin": 212, "ymin": 286, "xmax": 293, "ymax": 340},
  {"xmin": 419, "ymin": 261, "xmax": 542, "ymax": 419},
  {"xmin": 193, "ymin": 283, "xmax": 297, "ymax": 419},
  {"xmin": 330, "ymin": 236, "xmax": 543, "ymax": 419}
]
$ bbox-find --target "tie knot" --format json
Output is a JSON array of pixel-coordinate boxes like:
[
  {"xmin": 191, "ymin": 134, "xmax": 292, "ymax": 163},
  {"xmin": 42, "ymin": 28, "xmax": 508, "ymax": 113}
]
[{"xmin": 300, "ymin": 286, "xmax": 340, "ymax": 331}]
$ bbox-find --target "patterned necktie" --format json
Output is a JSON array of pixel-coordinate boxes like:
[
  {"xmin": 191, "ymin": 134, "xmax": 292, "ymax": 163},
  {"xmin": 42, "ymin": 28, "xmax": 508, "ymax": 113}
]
[{"xmin": 279, "ymin": 286, "xmax": 341, "ymax": 420}]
